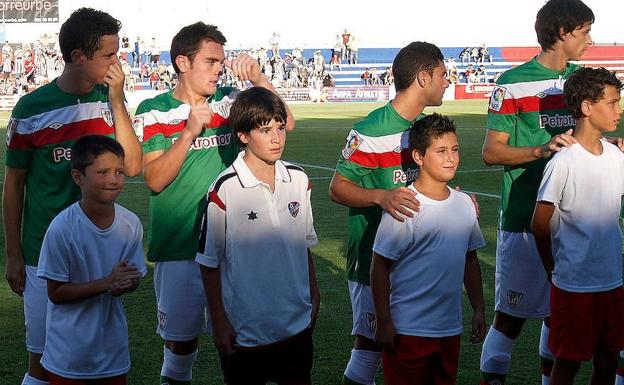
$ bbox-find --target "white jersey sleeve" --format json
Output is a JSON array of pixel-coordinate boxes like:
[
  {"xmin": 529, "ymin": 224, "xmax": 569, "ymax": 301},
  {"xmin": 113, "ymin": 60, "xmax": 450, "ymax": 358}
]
[
  {"xmin": 37, "ymin": 215, "xmax": 70, "ymax": 282},
  {"xmin": 372, "ymin": 211, "xmax": 416, "ymax": 261},
  {"xmin": 196, "ymin": 189, "xmax": 226, "ymax": 268},
  {"xmin": 537, "ymin": 152, "xmax": 569, "ymax": 205}
]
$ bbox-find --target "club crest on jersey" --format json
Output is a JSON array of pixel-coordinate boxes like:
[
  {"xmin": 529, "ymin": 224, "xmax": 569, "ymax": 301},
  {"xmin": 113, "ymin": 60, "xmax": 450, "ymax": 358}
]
[
  {"xmin": 506, "ymin": 290, "xmax": 524, "ymax": 308},
  {"xmin": 132, "ymin": 116, "xmax": 144, "ymax": 142},
  {"xmin": 209, "ymin": 92, "xmax": 239, "ymax": 119},
  {"xmin": 157, "ymin": 310, "xmax": 168, "ymax": 329},
  {"xmin": 365, "ymin": 312, "xmax": 377, "ymax": 332},
  {"xmin": 342, "ymin": 131, "xmax": 363, "ymax": 159},
  {"xmin": 6, "ymin": 117, "xmax": 18, "ymax": 145},
  {"xmin": 100, "ymin": 108, "xmax": 113, "ymax": 126},
  {"xmin": 489, "ymin": 86, "xmax": 506, "ymax": 112},
  {"xmin": 288, "ymin": 201, "xmax": 300, "ymax": 218}
]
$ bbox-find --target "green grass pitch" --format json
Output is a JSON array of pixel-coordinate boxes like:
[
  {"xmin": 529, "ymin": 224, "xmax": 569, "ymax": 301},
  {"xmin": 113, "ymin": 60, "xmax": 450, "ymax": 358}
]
[{"xmin": 1, "ymin": 100, "xmax": 622, "ymax": 384}]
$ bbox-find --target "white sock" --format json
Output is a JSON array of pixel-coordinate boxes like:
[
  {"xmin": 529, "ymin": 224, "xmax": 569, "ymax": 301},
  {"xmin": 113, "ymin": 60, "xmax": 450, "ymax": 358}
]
[
  {"xmin": 22, "ymin": 373, "xmax": 49, "ymax": 385},
  {"xmin": 615, "ymin": 351, "xmax": 624, "ymax": 385},
  {"xmin": 540, "ymin": 323, "xmax": 554, "ymax": 385},
  {"xmin": 480, "ymin": 326, "xmax": 514, "ymax": 374},
  {"xmin": 343, "ymin": 349, "xmax": 381, "ymax": 385},
  {"xmin": 160, "ymin": 347, "xmax": 197, "ymax": 382}
]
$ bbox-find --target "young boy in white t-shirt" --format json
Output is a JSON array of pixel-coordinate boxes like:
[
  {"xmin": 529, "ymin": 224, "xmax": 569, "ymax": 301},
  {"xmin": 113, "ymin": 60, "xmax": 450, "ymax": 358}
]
[
  {"xmin": 531, "ymin": 67, "xmax": 624, "ymax": 385},
  {"xmin": 196, "ymin": 86, "xmax": 319, "ymax": 385},
  {"xmin": 371, "ymin": 113, "xmax": 486, "ymax": 385},
  {"xmin": 37, "ymin": 135, "xmax": 147, "ymax": 385}
]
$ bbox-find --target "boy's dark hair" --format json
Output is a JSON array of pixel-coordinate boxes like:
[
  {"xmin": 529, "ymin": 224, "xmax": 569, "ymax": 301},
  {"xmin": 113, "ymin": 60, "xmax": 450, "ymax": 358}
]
[
  {"xmin": 408, "ymin": 113, "xmax": 457, "ymax": 156},
  {"xmin": 564, "ymin": 67, "xmax": 622, "ymax": 119},
  {"xmin": 392, "ymin": 42, "xmax": 444, "ymax": 93},
  {"xmin": 535, "ymin": 0, "xmax": 594, "ymax": 51},
  {"xmin": 229, "ymin": 87, "xmax": 287, "ymax": 146},
  {"xmin": 59, "ymin": 8, "xmax": 121, "ymax": 63},
  {"xmin": 71, "ymin": 135, "xmax": 125, "ymax": 174},
  {"xmin": 170, "ymin": 22, "xmax": 227, "ymax": 74}
]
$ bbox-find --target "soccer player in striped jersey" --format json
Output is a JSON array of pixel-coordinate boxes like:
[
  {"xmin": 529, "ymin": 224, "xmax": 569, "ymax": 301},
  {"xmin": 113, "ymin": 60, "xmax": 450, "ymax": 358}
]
[
  {"xmin": 329, "ymin": 41, "xmax": 450, "ymax": 385},
  {"xmin": 3, "ymin": 8, "xmax": 141, "ymax": 385},
  {"xmin": 136, "ymin": 23, "xmax": 294, "ymax": 385},
  {"xmin": 479, "ymin": 1, "xmax": 594, "ymax": 384}
]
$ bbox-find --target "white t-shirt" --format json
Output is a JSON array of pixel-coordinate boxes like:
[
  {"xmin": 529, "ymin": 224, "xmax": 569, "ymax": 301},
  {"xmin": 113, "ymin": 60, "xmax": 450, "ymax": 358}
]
[
  {"xmin": 373, "ymin": 186, "xmax": 485, "ymax": 337},
  {"xmin": 537, "ymin": 140, "xmax": 624, "ymax": 292},
  {"xmin": 196, "ymin": 151, "xmax": 318, "ymax": 347},
  {"xmin": 37, "ymin": 203, "xmax": 146, "ymax": 379}
]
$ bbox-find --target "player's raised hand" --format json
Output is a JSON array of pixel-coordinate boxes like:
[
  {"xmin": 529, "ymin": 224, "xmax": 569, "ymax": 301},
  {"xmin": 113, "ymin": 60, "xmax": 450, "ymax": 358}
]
[
  {"xmin": 212, "ymin": 318, "xmax": 236, "ymax": 356},
  {"xmin": 379, "ymin": 187, "xmax": 420, "ymax": 222},
  {"xmin": 224, "ymin": 53, "xmax": 263, "ymax": 85},
  {"xmin": 182, "ymin": 104, "xmax": 214, "ymax": 139},
  {"xmin": 375, "ymin": 320, "xmax": 397, "ymax": 351},
  {"xmin": 104, "ymin": 58, "xmax": 125, "ymax": 103},
  {"xmin": 539, "ymin": 129, "xmax": 577, "ymax": 158}
]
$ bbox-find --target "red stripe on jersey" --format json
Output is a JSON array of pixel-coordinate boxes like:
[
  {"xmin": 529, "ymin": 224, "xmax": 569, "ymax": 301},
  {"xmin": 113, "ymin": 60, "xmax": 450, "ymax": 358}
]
[
  {"xmin": 208, "ymin": 189, "xmax": 226, "ymax": 211},
  {"xmin": 490, "ymin": 94, "xmax": 565, "ymax": 115},
  {"xmin": 349, "ymin": 149, "xmax": 413, "ymax": 168},
  {"xmin": 143, "ymin": 121, "xmax": 186, "ymax": 142},
  {"xmin": 208, "ymin": 114, "xmax": 229, "ymax": 129},
  {"xmin": 9, "ymin": 119, "xmax": 114, "ymax": 149},
  {"xmin": 307, "ymin": 180, "xmax": 312, "ymax": 191}
]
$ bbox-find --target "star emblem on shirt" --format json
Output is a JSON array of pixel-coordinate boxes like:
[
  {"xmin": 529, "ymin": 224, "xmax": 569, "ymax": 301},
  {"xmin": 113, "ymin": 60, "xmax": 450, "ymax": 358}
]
[{"xmin": 247, "ymin": 211, "xmax": 258, "ymax": 221}]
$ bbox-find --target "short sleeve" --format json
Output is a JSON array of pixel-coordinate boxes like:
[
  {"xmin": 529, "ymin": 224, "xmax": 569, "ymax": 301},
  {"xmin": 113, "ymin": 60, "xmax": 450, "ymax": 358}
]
[
  {"xmin": 537, "ymin": 155, "xmax": 568, "ymax": 205},
  {"xmin": 372, "ymin": 212, "xmax": 414, "ymax": 261},
  {"xmin": 196, "ymin": 189, "xmax": 226, "ymax": 268},
  {"xmin": 37, "ymin": 218, "xmax": 70, "ymax": 282},
  {"xmin": 486, "ymin": 84, "xmax": 517, "ymax": 135}
]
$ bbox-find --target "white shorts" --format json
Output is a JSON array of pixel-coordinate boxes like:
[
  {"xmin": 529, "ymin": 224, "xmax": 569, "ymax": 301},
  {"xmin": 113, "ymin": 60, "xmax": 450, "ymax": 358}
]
[
  {"xmin": 348, "ymin": 280, "xmax": 377, "ymax": 340},
  {"xmin": 24, "ymin": 265, "xmax": 47, "ymax": 354},
  {"xmin": 494, "ymin": 230, "xmax": 550, "ymax": 318},
  {"xmin": 154, "ymin": 260, "xmax": 209, "ymax": 341}
]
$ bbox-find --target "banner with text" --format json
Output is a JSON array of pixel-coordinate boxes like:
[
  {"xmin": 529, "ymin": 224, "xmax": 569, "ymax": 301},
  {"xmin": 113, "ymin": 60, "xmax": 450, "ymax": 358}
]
[{"xmin": 1, "ymin": 0, "xmax": 58, "ymax": 23}]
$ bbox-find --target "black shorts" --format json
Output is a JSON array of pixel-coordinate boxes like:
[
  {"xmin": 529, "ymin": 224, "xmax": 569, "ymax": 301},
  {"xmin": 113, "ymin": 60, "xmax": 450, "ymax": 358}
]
[{"xmin": 220, "ymin": 327, "xmax": 313, "ymax": 385}]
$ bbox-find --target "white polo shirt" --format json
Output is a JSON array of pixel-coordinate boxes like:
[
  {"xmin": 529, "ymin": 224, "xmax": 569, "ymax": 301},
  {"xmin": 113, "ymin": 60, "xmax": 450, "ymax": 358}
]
[
  {"xmin": 196, "ymin": 151, "xmax": 318, "ymax": 347},
  {"xmin": 37, "ymin": 203, "xmax": 147, "ymax": 379},
  {"xmin": 537, "ymin": 141, "xmax": 624, "ymax": 293},
  {"xmin": 373, "ymin": 186, "xmax": 486, "ymax": 337}
]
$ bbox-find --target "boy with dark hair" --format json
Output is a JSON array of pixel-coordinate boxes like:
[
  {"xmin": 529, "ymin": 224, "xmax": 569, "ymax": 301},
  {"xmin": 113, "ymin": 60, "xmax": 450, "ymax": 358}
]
[
  {"xmin": 4, "ymin": 8, "xmax": 141, "ymax": 385},
  {"xmin": 480, "ymin": 1, "xmax": 594, "ymax": 383},
  {"xmin": 197, "ymin": 87, "xmax": 319, "ymax": 385},
  {"xmin": 37, "ymin": 135, "xmax": 146, "ymax": 385},
  {"xmin": 135, "ymin": 22, "xmax": 294, "ymax": 385},
  {"xmin": 329, "ymin": 41, "xmax": 450, "ymax": 385},
  {"xmin": 532, "ymin": 67, "xmax": 624, "ymax": 385},
  {"xmin": 372, "ymin": 113, "xmax": 486, "ymax": 385}
]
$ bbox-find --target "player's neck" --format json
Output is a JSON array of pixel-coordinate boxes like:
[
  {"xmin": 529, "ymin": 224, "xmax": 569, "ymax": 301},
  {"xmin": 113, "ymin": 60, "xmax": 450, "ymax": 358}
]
[
  {"xmin": 573, "ymin": 122, "xmax": 604, "ymax": 155},
  {"xmin": 413, "ymin": 176, "xmax": 450, "ymax": 201},
  {"xmin": 536, "ymin": 49, "xmax": 570, "ymax": 73},
  {"xmin": 173, "ymin": 81, "xmax": 208, "ymax": 106},
  {"xmin": 78, "ymin": 199, "xmax": 116, "ymax": 230},
  {"xmin": 392, "ymin": 91, "xmax": 425, "ymax": 122},
  {"xmin": 243, "ymin": 151, "xmax": 277, "ymax": 192},
  {"xmin": 57, "ymin": 67, "xmax": 96, "ymax": 95}
]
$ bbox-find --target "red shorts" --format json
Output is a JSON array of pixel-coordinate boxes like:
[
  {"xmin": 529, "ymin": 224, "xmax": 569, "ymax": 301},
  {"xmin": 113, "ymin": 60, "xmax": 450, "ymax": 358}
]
[
  {"xmin": 48, "ymin": 373, "xmax": 126, "ymax": 385},
  {"xmin": 549, "ymin": 285, "xmax": 624, "ymax": 361},
  {"xmin": 382, "ymin": 334, "xmax": 461, "ymax": 385}
]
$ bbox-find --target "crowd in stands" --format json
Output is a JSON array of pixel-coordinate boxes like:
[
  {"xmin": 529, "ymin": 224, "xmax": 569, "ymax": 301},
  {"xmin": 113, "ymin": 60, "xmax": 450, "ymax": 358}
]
[
  {"xmin": 0, "ymin": 34, "xmax": 65, "ymax": 95},
  {"xmin": 459, "ymin": 44, "xmax": 493, "ymax": 65}
]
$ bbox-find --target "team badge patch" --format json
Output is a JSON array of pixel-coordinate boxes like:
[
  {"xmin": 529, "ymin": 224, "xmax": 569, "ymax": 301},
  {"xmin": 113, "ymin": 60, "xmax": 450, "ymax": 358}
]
[
  {"xmin": 506, "ymin": 290, "xmax": 524, "ymax": 308},
  {"xmin": 288, "ymin": 201, "xmax": 300, "ymax": 218},
  {"xmin": 209, "ymin": 92, "xmax": 239, "ymax": 118},
  {"xmin": 342, "ymin": 131, "xmax": 363, "ymax": 159},
  {"xmin": 157, "ymin": 310, "xmax": 168, "ymax": 329},
  {"xmin": 6, "ymin": 117, "xmax": 18, "ymax": 145},
  {"xmin": 101, "ymin": 108, "xmax": 114, "ymax": 126},
  {"xmin": 132, "ymin": 116, "xmax": 144, "ymax": 142},
  {"xmin": 489, "ymin": 86, "xmax": 506, "ymax": 112},
  {"xmin": 365, "ymin": 312, "xmax": 377, "ymax": 332}
]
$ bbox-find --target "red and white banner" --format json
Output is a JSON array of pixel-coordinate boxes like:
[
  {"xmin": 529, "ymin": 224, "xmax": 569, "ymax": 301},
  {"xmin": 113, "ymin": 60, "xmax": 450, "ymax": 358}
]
[{"xmin": 454, "ymin": 83, "xmax": 496, "ymax": 99}]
